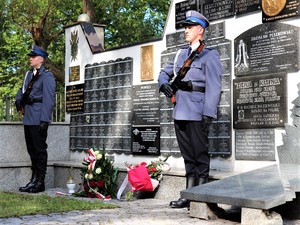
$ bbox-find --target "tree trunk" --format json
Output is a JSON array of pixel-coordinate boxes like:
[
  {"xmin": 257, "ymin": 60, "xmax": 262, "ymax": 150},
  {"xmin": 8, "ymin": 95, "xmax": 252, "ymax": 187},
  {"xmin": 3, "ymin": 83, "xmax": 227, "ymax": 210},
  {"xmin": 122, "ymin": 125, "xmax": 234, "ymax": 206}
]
[
  {"xmin": 45, "ymin": 60, "xmax": 64, "ymax": 84},
  {"xmin": 82, "ymin": 0, "xmax": 94, "ymax": 22}
]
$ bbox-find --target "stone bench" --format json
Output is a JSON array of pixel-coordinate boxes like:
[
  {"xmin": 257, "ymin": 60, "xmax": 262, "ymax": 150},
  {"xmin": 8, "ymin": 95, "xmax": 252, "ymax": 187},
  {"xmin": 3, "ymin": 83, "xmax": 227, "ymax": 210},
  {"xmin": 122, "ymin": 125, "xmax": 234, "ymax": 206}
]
[{"xmin": 181, "ymin": 163, "xmax": 300, "ymax": 225}]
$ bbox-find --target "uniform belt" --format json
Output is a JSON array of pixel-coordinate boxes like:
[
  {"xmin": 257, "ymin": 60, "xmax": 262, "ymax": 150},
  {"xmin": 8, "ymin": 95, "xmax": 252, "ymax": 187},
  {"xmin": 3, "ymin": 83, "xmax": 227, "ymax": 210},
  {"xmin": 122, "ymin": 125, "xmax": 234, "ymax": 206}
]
[
  {"xmin": 26, "ymin": 98, "xmax": 42, "ymax": 104},
  {"xmin": 32, "ymin": 98, "xmax": 42, "ymax": 103},
  {"xmin": 192, "ymin": 85, "xmax": 205, "ymax": 92}
]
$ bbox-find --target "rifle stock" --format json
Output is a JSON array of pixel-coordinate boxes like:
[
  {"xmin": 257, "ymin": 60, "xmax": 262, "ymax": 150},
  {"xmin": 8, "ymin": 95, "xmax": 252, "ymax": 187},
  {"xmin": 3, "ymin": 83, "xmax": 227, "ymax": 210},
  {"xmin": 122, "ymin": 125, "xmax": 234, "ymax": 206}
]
[{"xmin": 170, "ymin": 40, "xmax": 205, "ymax": 104}]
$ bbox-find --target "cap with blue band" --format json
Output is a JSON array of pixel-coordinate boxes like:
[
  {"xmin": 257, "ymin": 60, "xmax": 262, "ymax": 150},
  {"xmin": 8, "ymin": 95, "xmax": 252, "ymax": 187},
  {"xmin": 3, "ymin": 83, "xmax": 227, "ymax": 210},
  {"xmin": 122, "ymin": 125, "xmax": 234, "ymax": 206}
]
[
  {"xmin": 181, "ymin": 10, "xmax": 209, "ymax": 28},
  {"xmin": 27, "ymin": 45, "xmax": 49, "ymax": 58}
]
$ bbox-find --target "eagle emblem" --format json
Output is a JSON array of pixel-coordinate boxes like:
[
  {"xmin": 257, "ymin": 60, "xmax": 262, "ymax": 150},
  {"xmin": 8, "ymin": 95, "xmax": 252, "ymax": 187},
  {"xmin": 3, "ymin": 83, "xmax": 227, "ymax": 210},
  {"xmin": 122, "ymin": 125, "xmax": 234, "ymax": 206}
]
[{"xmin": 70, "ymin": 30, "xmax": 79, "ymax": 62}]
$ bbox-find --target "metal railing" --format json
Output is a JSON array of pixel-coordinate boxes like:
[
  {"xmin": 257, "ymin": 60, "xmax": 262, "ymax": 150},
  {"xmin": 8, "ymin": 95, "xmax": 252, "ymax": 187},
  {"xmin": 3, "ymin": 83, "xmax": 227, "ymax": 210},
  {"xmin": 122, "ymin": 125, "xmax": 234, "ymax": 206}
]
[{"xmin": 0, "ymin": 93, "xmax": 65, "ymax": 122}]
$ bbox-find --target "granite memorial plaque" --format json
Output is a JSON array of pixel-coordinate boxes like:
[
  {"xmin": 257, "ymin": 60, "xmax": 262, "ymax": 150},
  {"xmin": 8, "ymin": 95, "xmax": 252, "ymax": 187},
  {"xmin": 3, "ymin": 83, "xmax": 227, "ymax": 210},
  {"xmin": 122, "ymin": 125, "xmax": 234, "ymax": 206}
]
[
  {"xmin": 132, "ymin": 84, "xmax": 160, "ymax": 125},
  {"xmin": 131, "ymin": 126, "xmax": 160, "ymax": 155},
  {"xmin": 217, "ymin": 137, "xmax": 231, "ymax": 157},
  {"xmin": 235, "ymin": 129, "xmax": 275, "ymax": 160},
  {"xmin": 206, "ymin": 22, "xmax": 225, "ymax": 41},
  {"xmin": 235, "ymin": 0, "xmax": 260, "ymax": 16},
  {"xmin": 199, "ymin": 0, "xmax": 235, "ymax": 22},
  {"xmin": 175, "ymin": 0, "xmax": 198, "ymax": 29},
  {"xmin": 166, "ymin": 32, "xmax": 179, "ymax": 48},
  {"xmin": 262, "ymin": 0, "xmax": 300, "ymax": 23},
  {"xmin": 66, "ymin": 84, "xmax": 84, "ymax": 113},
  {"xmin": 234, "ymin": 23, "xmax": 300, "ymax": 76},
  {"xmin": 233, "ymin": 73, "xmax": 287, "ymax": 129}
]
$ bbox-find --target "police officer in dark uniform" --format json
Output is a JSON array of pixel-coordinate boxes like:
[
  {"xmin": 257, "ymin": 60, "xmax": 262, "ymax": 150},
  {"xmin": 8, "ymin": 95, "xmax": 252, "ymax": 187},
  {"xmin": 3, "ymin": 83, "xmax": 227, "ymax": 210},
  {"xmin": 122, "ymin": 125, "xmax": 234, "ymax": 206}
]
[
  {"xmin": 15, "ymin": 45, "xmax": 56, "ymax": 193},
  {"xmin": 158, "ymin": 11, "xmax": 222, "ymax": 208}
]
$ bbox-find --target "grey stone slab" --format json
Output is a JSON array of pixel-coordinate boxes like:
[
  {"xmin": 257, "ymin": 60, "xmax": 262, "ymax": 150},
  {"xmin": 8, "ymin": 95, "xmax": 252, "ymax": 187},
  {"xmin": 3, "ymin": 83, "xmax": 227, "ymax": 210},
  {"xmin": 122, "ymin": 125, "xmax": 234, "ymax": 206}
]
[{"xmin": 181, "ymin": 164, "xmax": 298, "ymax": 210}]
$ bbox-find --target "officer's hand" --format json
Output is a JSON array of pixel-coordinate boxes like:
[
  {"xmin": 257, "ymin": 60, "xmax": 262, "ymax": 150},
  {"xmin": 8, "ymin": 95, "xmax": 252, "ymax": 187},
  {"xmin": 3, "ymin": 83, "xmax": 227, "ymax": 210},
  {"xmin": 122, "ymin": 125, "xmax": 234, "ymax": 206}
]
[
  {"xmin": 201, "ymin": 116, "xmax": 213, "ymax": 132},
  {"xmin": 160, "ymin": 83, "xmax": 174, "ymax": 98},
  {"xmin": 40, "ymin": 121, "xmax": 49, "ymax": 136}
]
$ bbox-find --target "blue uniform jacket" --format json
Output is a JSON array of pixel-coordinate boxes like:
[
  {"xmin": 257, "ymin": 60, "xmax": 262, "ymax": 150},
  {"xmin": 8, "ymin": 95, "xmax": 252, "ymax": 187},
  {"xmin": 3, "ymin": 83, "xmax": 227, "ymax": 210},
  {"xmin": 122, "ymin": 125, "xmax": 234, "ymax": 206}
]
[
  {"xmin": 158, "ymin": 47, "xmax": 222, "ymax": 121},
  {"xmin": 16, "ymin": 65, "xmax": 56, "ymax": 125}
]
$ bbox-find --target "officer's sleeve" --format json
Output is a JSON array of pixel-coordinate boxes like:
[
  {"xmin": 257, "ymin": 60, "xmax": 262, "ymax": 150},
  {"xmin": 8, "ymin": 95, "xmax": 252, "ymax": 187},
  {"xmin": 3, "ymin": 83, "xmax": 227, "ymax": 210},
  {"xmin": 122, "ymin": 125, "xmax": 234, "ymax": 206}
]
[
  {"xmin": 41, "ymin": 72, "xmax": 56, "ymax": 123},
  {"xmin": 203, "ymin": 49, "xmax": 222, "ymax": 119}
]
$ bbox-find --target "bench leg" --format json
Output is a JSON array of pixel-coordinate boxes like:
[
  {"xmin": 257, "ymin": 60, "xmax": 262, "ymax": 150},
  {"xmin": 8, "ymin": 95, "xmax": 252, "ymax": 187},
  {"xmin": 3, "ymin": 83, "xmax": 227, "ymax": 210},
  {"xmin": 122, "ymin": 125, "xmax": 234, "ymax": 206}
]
[
  {"xmin": 241, "ymin": 208, "xmax": 283, "ymax": 225},
  {"xmin": 189, "ymin": 201, "xmax": 226, "ymax": 220}
]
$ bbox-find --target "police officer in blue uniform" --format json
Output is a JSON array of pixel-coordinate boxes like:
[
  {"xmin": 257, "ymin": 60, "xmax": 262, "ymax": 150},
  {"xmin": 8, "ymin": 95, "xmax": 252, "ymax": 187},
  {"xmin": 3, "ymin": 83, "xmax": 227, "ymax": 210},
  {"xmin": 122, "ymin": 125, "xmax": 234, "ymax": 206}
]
[
  {"xmin": 158, "ymin": 10, "xmax": 222, "ymax": 208},
  {"xmin": 15, "ymin": 45, "xmax": 56, "ymax": 193}
]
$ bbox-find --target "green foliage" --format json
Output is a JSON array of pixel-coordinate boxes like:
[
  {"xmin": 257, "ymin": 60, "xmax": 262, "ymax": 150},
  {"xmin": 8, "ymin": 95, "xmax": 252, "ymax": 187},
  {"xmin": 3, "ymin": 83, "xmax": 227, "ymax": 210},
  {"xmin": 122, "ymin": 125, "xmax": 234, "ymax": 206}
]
[
  {"xmin": 0, "ymin": 191, "xmax": 117, "ymax": 218},
  {"xmin": 0, "ymin": 0, "xmax": 171, "ymax": 119},
  {"xmin": 90, "ymin": 0, "xmax": 171, "ymax": 48}
]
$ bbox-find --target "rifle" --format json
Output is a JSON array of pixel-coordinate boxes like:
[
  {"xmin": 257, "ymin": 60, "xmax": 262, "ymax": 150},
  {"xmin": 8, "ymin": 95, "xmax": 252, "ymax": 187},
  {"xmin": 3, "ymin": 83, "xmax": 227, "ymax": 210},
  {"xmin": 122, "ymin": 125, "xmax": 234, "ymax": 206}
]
[
  {"xmin": 170, "ymin": 40, "xmax": 205, "ymax": 104},
  {"xmin": 19, "ymin": 70, "xmax": 41, "ymax": 115}
]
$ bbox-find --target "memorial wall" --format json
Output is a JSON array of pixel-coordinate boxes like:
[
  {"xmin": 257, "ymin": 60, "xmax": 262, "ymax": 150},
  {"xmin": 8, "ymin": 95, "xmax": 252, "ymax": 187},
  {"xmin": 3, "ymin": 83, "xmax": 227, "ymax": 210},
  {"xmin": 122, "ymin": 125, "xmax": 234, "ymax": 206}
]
[{"xmin": 65, "ymin": 0, "xmax": 300, "ymax": 171}]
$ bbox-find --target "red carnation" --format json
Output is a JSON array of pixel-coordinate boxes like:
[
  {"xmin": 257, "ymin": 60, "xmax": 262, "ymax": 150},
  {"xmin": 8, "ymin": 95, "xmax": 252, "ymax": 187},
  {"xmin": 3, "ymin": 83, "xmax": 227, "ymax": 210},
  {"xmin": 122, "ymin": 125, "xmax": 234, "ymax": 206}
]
[
  {"xmin": 96, "ymin": 180, "xmax": 104, "ymax": 188},
  {"xmin": 90, "ymin": 180, "xmax": 96, "ymax": 188}
]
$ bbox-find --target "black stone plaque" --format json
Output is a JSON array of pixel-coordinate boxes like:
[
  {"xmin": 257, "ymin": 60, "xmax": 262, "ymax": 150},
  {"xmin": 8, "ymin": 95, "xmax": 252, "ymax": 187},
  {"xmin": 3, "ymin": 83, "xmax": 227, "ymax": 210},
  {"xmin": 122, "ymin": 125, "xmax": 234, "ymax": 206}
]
[
  {"xmin": 262, "ymin": 0, "xmax": 300, "ymax": 23},
  {"xmin": 234, "ymin": 23, "xmax": 300, "ymax": 76},
  {"xmin": 175, "ymin": 0, "xmax": 198, "ymax": 29},
  {"xmin": 233, "ymin": 73, "xmax": 287, "ymax": 129},
  {"xmin": 217, "ymin": 137, "xmax": 231, "ymax": 157},
  {"xmin": 166, "ymin": 33, "xmax": 179, "ymax": 48},
  {"xmin": 132, "ymin": 84, "xmax": 160, "ymax": 125},
  {"xmin": 199, "ymin": 0, "xmax": 235, "ymax": 22},
  {"xmin": 235, "ymin": 129, "xmax": 275, "ymax": 160},
  {"xmin": 235, "ymin": 0, "xmax": 260, "ymax": 16},
  {"xmin": 66, "ymin": 84, "xmax": 84, "ymax": 113},
  {"xmin": 218, "ymin": 106, "xmax": 231, "ymax": 121},
  {"xmin": 131, "ymin": 126, "xmax": 160, "ymax": 155},
  {"xmin": 206, "ymin": 22, "xmax": 225, "ymax": 41}
]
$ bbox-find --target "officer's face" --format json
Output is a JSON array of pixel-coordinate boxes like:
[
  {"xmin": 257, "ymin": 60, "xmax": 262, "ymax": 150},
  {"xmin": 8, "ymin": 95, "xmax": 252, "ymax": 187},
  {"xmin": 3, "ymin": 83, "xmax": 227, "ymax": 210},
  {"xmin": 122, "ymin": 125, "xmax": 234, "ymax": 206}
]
[
  {"xmin": 185, "ymin": 25, "xmax": 204, "ymax": 45},
  {"xmin": 29, "ymin": 55, "xmax": 44, "ymax": 68}
]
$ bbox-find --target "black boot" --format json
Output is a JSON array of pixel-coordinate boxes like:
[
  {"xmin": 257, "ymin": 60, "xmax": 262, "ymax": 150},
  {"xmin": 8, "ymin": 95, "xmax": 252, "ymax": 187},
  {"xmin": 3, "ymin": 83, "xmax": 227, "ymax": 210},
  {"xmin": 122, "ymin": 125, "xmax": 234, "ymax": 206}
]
[
  {"xmin": 28, "ymin": 171, "xmax": 45, "ymax": 193},
  {"xmin": 195, "ymin": 177, "xmax": 208, "ymax": 186},
  {"xmin": 19, "ymin": 170, "xmax": 37, "ymax": 192},
  {"xmin": 170, "ymin": 176, "xmax": 195, "ymax": 208}
]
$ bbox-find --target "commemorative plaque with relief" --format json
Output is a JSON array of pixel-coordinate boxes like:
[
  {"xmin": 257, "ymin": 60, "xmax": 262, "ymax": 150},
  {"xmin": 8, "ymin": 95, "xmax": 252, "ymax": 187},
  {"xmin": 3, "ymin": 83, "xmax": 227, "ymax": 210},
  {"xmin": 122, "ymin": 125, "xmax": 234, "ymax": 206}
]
[
  {"xmin": 262, "ymin": 0, "xmax": 300, "ymax": 22},
  {"xmin": 234, "ymin": 23, "xmax": 300, "ymax": 77}
]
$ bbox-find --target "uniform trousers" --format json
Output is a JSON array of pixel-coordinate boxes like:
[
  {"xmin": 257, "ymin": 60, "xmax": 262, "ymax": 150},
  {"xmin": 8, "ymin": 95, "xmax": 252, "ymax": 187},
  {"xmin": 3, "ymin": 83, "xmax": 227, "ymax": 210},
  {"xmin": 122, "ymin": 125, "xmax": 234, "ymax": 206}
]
[
  {"xmin": 24, "ymin": 125, "xmax": 48, "ymax": 173},
  {"xmin": 174, "ymin": 119, "xmax": 209, "ymax": 180}
]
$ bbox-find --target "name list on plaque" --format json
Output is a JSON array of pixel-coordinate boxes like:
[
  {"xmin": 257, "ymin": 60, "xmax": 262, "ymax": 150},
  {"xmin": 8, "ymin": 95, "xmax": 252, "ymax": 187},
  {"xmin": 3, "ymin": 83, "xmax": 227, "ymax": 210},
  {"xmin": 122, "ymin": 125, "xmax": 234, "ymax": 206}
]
[
  {"xmin": 235, "ymin": 129, "xmax": 275, "ymax": 161},
  {"xmin": 233, "ymin": 73, "xmax": 287, "ymax": 129},
  {"xmin": 132, "ymin": 84, "xmax": 160, "ymax": 125},
  {"xmin": 66, "ymin": 83, "xmax": 84, "ymax": 113}
]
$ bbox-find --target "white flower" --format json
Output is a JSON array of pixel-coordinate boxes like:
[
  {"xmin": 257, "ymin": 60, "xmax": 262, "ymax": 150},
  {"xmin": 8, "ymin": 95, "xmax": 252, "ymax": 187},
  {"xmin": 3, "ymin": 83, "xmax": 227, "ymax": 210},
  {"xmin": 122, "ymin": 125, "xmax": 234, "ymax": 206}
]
[
  {"xmin": 94, "ymin": 150, "xmax": 100, "ymax": 156},
  {"xmin": 88, "ymin": 173, "xmax": 93, "ymax": 179},
  {"xmin": 155, "ymin": 164, "xmax": 162, "ymax": 170},
  {"xmin": 95, "ymin": 167, "xmax": 102, "ymax": 174},
  {"xmin": 96, "ymin": 153, "xmax": 102, "ymax": 160},
  {"xmin": 84, "ymin": 173, "xmax": 89, "ymax": 179}
]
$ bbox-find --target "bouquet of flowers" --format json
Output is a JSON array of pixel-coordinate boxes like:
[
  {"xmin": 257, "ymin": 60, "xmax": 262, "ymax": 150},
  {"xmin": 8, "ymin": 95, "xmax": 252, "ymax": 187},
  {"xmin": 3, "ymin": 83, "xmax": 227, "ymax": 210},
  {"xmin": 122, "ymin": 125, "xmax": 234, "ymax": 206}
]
[
  {"xmin": 78, "ymin": 147, "xmax": 118, "ymax": 199},
  {"xmin": 146, "ymin": 157, "xmax": 170, "ymax": 181},
  {"xmin": 117, "ymin": 156, "xmax": 170, "ymax": 200}
]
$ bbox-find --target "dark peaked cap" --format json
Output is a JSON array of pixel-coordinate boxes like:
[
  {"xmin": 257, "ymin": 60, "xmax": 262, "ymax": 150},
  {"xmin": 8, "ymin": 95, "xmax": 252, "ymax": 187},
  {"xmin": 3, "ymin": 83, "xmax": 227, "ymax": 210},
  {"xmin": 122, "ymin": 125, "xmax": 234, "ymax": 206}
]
[
  {"xmin": 27, "ymin": 45, "xmax": 49, "ymax": 58},
  {"xmin": 181, "ymin": 10, "xmax": 209, "ymax": 28}
]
